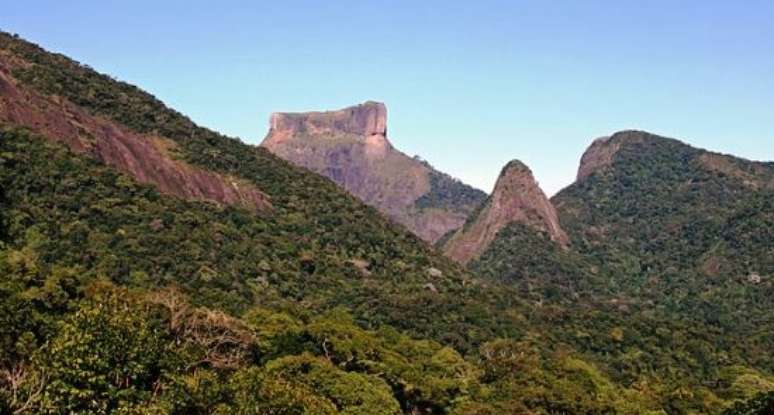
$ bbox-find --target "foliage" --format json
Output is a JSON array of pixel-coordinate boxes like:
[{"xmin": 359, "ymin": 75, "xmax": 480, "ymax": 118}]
[
  {"xmin": 471, "ymin": 222, "xmax": 589, "ymax": 289},
  {"xmin": 723, "ymin": 391, "xmax": 774, "ymax": 415},
  {"xmin": 34, "ymin": 283, "xmax": 171, "ymax": 413},
  {"xmin": 232, "ymin": 353, "xmax": 400, "ymax": 415},
  {"xmin": 414, "ymin": 168, "xmax": 487, "ymax": 212},
  {"xmin": 0, "ymin": 31, "xmax": 525, "ymax": 352},
  {"xmin": 438, "ymin": 135, "xmax": 774, "ymax": 413}
]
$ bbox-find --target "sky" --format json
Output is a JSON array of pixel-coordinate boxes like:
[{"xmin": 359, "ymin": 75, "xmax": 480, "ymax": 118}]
[{"xmin": 4, "ymin": 1, "xmax": 774, "ymax": 195}]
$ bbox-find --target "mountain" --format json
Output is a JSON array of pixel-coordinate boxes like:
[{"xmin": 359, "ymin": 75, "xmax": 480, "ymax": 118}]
[
  {"xmin": 1, "ymin": 31, "xmax": 773, "ymax": 414},
  {"xmin": 454, "ymin": 130, "xmax": 774, "ymax": 413},
  {"xmin": 470, "ymin": 129, "xmax": 773, "ymax": 328},
  {"xmin": 468, "ymin": 129, "xmax": 773, "ymax": 297},
  {"xmin": 560, "ymin": 130, "xmax": 774, "ymax": 378},
  {"xmin": 0, "ymin": 31, "xmax": 507, "ymax": 414},
  {"xmin": 547, "ymin": 132, "xmax": 774, "ymax": 398},
  {"xmin": 261, "ymin": 102, "xmax": 486, "ymax": 243},
  {"xmin": 442, "ymin": 159, "xmax": 567, "ymax": 264},
  {"xmin": 0, "ymin": 31, "xmax": 657, "ymax": 414},
  {"xmin": 0, "ymin": 32, "xmax": 504, "ymax": 344},
  {"xmin": 554, "ymin": 130, "xmax": 774, "ymax": 283},
  {"xmin": 0, "ymin": 47, "xmax": 271, "ymax": 214}
]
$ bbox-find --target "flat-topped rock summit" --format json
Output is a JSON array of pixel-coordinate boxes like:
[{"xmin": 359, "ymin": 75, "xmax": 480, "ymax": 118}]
[
  {"xmin": 268, "ymin": 101, "xmax": 387, "ymax": 138},
  {"xmin": 261, "ymin": 101, "xmax": 486, "ymax": 243}
]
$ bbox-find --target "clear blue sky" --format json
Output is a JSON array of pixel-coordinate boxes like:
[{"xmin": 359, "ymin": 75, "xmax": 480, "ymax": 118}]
[{"xmin": 4, "ymin": 1, "xmax": 773, "ymax": 195}]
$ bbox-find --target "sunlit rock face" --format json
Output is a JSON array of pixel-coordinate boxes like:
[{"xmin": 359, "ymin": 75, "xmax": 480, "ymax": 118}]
[
  {"xmin": 262, "ymin": 101, "xmax": 485, "ymax": 243},
  {"xmin": 443, "ymin": 160, "xmax": 568, "ymax": 264},
  {"xmin": 0, "ymin": 62, "xmax": 271, "ymax": 212}
]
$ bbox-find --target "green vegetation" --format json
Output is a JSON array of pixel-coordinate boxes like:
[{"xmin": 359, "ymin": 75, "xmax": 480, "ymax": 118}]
[
  {"xmin": 723, "ymin": 392, "xmax": 774, "ymax": 415},
  {"xmin": 550, "ymin": 133, "xmax": 774, "ymax": 332},
  {"xmin": 414, "ymin": 168, "xmax": 487, "ymax": 212},
  {"xmin": 1, "ymin": 32, "xmax": 773, "ymax": 413},
  {"xmin": 0, "ymin": 127, "xmax": 517, "ymax": 351},
  {"xmin": 0, "ymin": 277, "xmax": 476, "ymax": 413},
  {"xmin": 555, "ymin": 133, "xmax": 773, "ymax": 280},
  {"xmin": 0, "ymin": 132, "xmax": 656, "ymax": 411},
  {"xmin": 470, "ymin": 132, "xmax": 774, "ymax": 412},
  {"xmin": 471, "ymin": 223, "xmax": 582, "ymax": 283}
]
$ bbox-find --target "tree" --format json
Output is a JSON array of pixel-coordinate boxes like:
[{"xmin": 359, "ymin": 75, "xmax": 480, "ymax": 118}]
[
  {"xmin": 231, "ymin": 353, "xmax": 400, "ymax": 415},
  {"xmin": 35, "ymin": 283, "xmax": 171, "ymax": 413}
]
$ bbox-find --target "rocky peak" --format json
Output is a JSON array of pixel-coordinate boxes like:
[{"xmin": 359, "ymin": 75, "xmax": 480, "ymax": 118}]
[
  {"xmin": 576, "ymin": 130, "xmax": 651, "ymax": 181},
  {"xmin": 443, "ymin": 159, "xmax": 568, "ymax": 264},
  {"xmin": 267, "ymin": 101, "xmax": 387, "ymax": 140},
  {"xmin": 261, "ymin": 101, "xmax": 486, "ymax": 243},
  {"xmin": 498, "ymin": 159, "xmax": 532, "ymax": 179}
]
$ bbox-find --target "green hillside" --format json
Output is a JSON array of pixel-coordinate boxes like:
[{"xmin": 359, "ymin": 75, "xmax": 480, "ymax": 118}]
[
  {"xmin": 0, "ymin": 30, "xmax": 532, "ymax": 349},
  {"xmin": 1, "ymin": 32, "xmax": 773, "ymax": 413},
  {"xmin": 550, "ymin": 131, "xmax": 774, "ymax": 327},
  {"xmin": 469, "ymin": 131, "xmax": 774, "ymax": 412},
  {"xmin": 555, "ymin": 131, "xmax": 773, "ymax": 280}
]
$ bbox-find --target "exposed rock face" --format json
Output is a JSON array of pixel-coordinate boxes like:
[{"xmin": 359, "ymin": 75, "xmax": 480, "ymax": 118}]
[
  {"xmin": 0, "ymin": 58, "xmax": 271, "ymax": 212},
  {"xmin": 262, "ymin": 102, "xmax": 485, "ymax": 243},
  {"xmin": 443, "ymin": 160, "xmax": 568, "ymax": 264},
  {"xmin": 444, "ymin": 160, "xmax": 568, "ymax": 264},
  {"xmin": 698, "ymin": 153, "xmax": 774, "ymax": 190},
  {"xmin": 269, "ymin": 101, "xmax": 387, "ymax": 139},
  {"xmin": 576, "ymin": 130, "xmax": 649, "ymax": 181}
]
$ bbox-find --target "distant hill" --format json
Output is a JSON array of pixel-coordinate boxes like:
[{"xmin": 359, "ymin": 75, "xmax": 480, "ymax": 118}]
[{"xmin": 262, "ymin": 102, "xmax": 486, "ymax": 243}]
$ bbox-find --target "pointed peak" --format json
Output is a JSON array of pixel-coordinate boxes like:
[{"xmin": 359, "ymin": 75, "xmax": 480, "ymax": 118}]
[
  {"xmin": 444, "ymin": 158, "xmax": 567, "ymax": 263},
  {"xmin": 491, "ymin": 159, "xmax": 542, "ymax": 199},
  {"xmin": 499, "ymin": 159, "xmax": 532, "ymax": 177}
]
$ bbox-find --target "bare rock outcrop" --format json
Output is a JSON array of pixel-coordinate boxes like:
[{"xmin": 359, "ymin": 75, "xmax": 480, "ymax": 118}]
[
  {"xmin": 268, "ymin": 101, "xmax": 387, "ymax": 139},
  {"xmin": 0, "ymin": 58, "xmax": 271, "ymax": 212},
  {"xmin": 698, "ymin": 153, "xmax": 774, "ymax": 190},
  {"xmin": 261, "ymin": 102, "xmax": 485, "ymax": 243},
  {"xmin": 443, "ymin": 160, "xmax": 568, "ymax": 264},
  {"xmin": 576, "ymin": 130, "xmax": 649, "ymax": 181}
]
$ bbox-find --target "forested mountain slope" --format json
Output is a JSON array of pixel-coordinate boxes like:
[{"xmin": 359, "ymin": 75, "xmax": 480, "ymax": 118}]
[
  {"xmin": 0, "ymin": 31, "xmax": 525, "ymax": 356},
  {"xmin": 0, "ymin": 32, "xmax": 772, "ymax": 413},
  {"xmin": 453, "ymin": 130, "xmax": 774, "ymax": 413},
  {"xmin": 551, "ymin": 130, "xmax": 774, "ymax": 311},
  {"xmin": 472, "ymin": 130, "xmax": 773, "ymax": 319}
]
